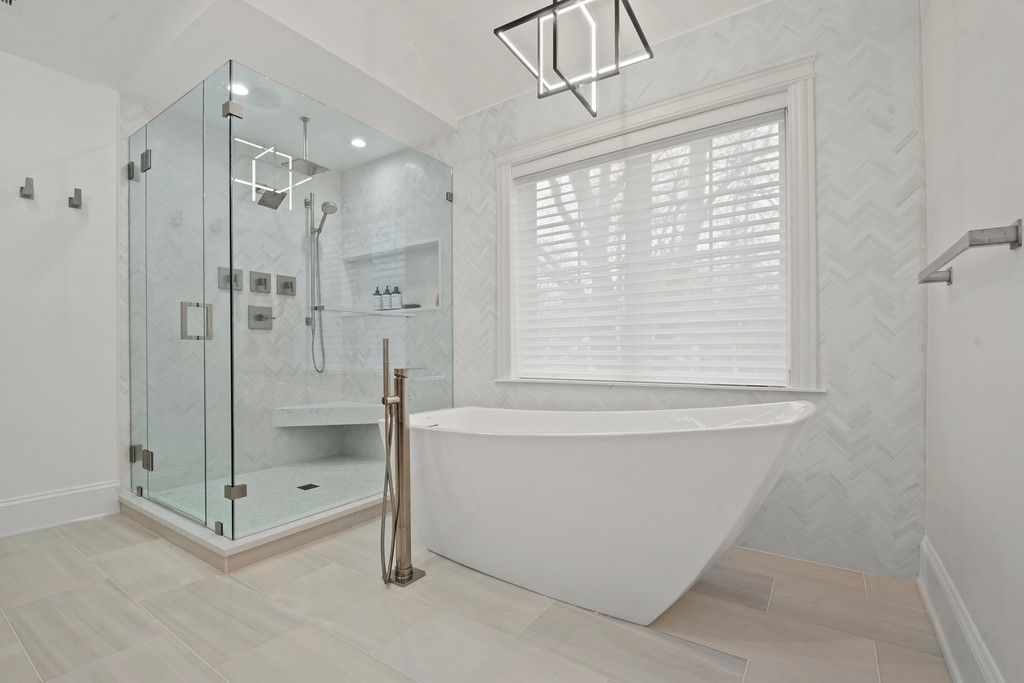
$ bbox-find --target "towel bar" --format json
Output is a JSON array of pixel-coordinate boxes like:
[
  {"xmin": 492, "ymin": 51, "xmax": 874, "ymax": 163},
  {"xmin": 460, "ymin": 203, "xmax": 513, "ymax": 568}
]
[{"xmin": 918, "ymin": 220, "xmax": 1021, "ymax": 285}]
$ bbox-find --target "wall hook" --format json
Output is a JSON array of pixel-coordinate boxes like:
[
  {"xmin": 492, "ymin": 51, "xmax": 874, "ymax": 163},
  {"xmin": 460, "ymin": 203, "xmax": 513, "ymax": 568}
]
[
  {"xmin": 19, "ymin": 177, "xmax": 34, "ymax": 200},
  {"xmin": 68, "ymin": 188, "xmax": 82, "ymax": 209}
]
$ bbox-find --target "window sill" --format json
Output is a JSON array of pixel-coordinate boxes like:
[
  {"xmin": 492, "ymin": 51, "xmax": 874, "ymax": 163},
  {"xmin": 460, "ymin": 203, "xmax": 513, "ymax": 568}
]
[{"xmin": 493, "ymin": 377, "xmax": 826, "ymax": 394}]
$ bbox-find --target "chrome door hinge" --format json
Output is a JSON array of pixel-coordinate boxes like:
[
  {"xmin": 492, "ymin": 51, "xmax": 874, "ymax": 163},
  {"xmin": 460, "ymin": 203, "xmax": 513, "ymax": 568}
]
[
  {"xmin": 445, "ymin": 191, "xmax": 453, "ymax": 203},
  {"xmin": 141, "ymin": 149, "xmax": 152, "ymax": 173},
  {"xmin": 224, "ymin": 484, "xmax": 248, "ymax": 500},
  {"xmin": 222, "ymin": 100, "xmax": 245, "ymax": 119},
  {"xmin": 214, "ymin": 521, "xmax": 224, "ymax": 536},
  {"xmin": 142, "ymin": 449, "xmax": 154, "ymax": 472},
  {"xmin": 127, "ymin": 161, "xmax": 137, "ymax": 181},
  {"xmin": 129, "ymin": 444, "xmax": 142, "ymax": 464}
]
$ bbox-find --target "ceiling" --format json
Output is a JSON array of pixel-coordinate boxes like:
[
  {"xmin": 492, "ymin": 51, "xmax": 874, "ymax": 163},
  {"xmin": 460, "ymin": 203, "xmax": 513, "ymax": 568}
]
[{"xmin": 0, "ymin": 0, "xmax": 769, "ymax": 134}]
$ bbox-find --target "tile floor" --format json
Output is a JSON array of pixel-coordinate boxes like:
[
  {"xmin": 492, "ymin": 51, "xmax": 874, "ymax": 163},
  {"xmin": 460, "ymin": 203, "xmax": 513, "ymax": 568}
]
[{"xmin": 0, "ymin": 515, "xmax": 953, "ymax": 682}]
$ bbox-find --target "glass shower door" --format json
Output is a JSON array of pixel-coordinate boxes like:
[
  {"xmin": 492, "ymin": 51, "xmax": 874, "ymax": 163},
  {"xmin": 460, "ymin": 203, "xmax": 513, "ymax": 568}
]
[{"xmin": 142, "ymin": 85, "xmax": 209, "ymax": 523}]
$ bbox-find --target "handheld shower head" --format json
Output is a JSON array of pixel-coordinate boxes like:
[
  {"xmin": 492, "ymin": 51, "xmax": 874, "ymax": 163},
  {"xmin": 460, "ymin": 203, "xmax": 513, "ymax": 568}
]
[{"xmin": 316, "ymin": 201, "xmax": 338, "ymax": 234}]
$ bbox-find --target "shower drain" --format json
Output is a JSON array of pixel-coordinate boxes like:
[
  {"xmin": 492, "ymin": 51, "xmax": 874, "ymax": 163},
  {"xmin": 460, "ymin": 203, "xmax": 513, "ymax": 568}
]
[{"xmin": 297, "ymin": 483, "xmax": 319, "ymax": 491}]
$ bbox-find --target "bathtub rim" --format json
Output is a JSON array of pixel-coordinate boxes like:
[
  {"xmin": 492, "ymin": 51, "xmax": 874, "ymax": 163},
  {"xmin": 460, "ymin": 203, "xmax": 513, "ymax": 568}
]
[{"xmin": 408, "ymin": 400, "xmax": 817, "ymax": 439}]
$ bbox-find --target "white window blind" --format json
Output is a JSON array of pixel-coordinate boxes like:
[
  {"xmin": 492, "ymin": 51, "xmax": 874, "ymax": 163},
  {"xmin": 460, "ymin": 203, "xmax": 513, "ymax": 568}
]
[{"xmin": 510, "ymin": 111, "xmax": 789, "ymax": 387}]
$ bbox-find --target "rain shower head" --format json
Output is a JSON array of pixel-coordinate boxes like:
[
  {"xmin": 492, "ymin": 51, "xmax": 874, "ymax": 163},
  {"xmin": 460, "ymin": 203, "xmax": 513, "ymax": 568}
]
[
  {"xmin": 291, "ymin": 157, "xmax": 330, "ymax": 177},
  {"xmin": 288, "ymin": 116, "xmax": 330, "ymax": 177},
  {"xmin": 257, "ymin": 188, "xmax": 288, "ymax": 209}
]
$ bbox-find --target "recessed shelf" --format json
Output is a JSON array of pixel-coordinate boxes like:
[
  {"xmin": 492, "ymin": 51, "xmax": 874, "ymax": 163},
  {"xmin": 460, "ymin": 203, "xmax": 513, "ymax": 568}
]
[{"xmin": 321, "ymin": 306, "xmax": 439, "ymax": 318}]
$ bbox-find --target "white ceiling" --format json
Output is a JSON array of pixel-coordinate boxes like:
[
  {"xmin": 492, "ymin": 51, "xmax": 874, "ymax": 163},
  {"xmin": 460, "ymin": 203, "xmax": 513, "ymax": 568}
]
[
  {"xmin": 0, "ymin": 0, "xmax": 769, "ymax": 133},
  {"xmin": 240, "ymin": 0, "xmax": 771, "ymax": 120}
]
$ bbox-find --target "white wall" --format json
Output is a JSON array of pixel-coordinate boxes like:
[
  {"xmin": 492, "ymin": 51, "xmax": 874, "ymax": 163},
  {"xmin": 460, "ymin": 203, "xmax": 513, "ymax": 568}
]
[
  {"xmin": 920, "ymin": 1, "xmax": 1024, "ymax": 680},
  {"xmin": 0, "ymin": 50, "xmax": 120, "ymax": 535},
  {"xmin": 423, "ymin": 0, "xmax": 927, "ymax": 578}
]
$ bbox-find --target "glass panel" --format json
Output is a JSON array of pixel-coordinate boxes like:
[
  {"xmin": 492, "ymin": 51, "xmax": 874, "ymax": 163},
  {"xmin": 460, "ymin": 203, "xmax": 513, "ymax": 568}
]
[
  {"xmin": 227, "ymin": 63, "xmax": 454, "ymax": 538},
  {"xmin": 128, "ymin": 128, "xmax": 148, "ymax": 497},
  {"xmin": 144, "ymin": 84, "xmax": 208, "ymax": 523},
  {"xmin": 204, "ymin": 63, "xmax": 235, "ymax": 537}
]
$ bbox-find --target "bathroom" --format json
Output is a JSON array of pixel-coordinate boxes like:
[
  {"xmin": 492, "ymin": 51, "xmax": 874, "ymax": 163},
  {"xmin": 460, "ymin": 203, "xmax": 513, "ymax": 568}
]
[{"xmin": 0, "ymin": 0, "xmax": 1020, "ymax": 681}]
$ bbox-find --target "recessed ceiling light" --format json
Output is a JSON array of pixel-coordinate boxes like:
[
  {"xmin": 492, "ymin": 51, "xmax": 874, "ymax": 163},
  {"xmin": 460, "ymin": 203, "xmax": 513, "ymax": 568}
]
[
  {"xmin": 350, "ymin": 138, "xmax": 367, "ymax": 148},
  {"xmin": 230, "ymin": 83, "xmax": 249, "ymax": 96}
]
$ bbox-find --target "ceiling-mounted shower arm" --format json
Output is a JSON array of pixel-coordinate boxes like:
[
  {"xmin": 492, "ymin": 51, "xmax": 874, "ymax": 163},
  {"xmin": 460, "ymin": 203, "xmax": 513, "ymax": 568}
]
[{"xmin": 300, "ymin": 116, "xmax": 310, "ymax": 161}]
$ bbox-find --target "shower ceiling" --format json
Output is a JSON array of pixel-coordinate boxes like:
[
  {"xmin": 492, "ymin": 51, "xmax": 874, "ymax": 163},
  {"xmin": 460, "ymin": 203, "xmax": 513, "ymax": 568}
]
[{"xmin": 230, "ymin": 84, "xmax": 404, "ymax": 174}]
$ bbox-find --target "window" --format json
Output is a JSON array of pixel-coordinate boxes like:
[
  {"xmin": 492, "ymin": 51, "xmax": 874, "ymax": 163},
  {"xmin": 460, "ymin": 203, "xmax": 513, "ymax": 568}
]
[{"xmin": 495, "ymin": 58, "xmax": 817, "ymax": 389}]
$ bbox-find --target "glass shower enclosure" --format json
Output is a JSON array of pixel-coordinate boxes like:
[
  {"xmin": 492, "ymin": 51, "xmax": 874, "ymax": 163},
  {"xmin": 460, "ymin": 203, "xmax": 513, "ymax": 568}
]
[{"xmin": 129, "ymin": 62, "xmax": 453, "ymax": 539}]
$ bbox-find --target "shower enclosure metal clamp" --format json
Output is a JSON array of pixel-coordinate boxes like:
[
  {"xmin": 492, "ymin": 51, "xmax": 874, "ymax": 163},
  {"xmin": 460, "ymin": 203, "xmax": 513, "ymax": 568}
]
[{"xmin": 380, "ymin": 338, "xmax": 425, "ymax": 587}]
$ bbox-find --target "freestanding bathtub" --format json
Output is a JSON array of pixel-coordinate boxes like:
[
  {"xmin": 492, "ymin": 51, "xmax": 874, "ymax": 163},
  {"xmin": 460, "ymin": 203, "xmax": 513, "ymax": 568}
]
[{"xmin": 408, "ymin": 401, "xmax": 815, "ymax": 625}]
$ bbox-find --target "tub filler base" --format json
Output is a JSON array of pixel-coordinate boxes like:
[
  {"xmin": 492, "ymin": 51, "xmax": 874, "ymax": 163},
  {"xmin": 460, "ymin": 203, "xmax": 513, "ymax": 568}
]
[{"xmin": 408, "ymin": 402, "xmax": 815, "ymax": 625}]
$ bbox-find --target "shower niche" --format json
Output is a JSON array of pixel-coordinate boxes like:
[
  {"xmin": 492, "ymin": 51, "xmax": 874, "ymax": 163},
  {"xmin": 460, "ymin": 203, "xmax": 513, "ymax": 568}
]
[
  {"xmin": 336, "ymin": 239, "xmax": 442, "ymax": 315},
  {"xmin": 128, "ymin": 61, "xmax": 453, "ymax": 541}
]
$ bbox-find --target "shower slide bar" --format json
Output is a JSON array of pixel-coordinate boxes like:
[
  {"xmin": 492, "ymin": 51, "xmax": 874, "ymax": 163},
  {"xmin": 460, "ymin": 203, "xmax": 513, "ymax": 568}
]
[{"xmin": 918, "ymin": 219, "xmax": 1021, "ymax": 285}]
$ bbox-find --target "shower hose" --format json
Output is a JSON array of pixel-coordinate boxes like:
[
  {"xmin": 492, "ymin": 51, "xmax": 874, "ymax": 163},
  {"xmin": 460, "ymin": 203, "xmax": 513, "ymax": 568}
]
[{"xmin": 379, "ymin": 399, "xmax": 399, "ymax": 583}]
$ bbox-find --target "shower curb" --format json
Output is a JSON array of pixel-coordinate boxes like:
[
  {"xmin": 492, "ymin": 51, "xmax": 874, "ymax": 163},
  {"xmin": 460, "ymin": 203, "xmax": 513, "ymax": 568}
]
[{"xmin": 119, "ymin": 492, "xmax": 381, "ymax": 572}]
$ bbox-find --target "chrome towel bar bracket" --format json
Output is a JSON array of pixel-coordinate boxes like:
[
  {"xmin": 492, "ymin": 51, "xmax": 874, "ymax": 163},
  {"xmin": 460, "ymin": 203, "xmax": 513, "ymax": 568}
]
[{"xmin": 918, "ymin": 220, "xmax": 1021, "ymax": 285}]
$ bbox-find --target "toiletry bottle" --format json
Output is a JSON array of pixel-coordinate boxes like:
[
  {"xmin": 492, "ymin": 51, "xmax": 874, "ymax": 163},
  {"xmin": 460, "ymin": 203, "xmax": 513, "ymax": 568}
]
[
  {"xmin": 372, "ymin": 287, "xmax": 383, "ymax": 310},
  {"xmin": 392, "ymin": 286, "xmax": 403, "ymax": 309},
  {"xmin": 382, "ymin": 286, "xmax": 392, "ymax": 310}
]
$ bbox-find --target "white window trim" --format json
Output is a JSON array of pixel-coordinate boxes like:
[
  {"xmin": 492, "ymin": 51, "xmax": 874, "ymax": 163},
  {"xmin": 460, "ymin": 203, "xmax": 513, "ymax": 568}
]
[{"xmin": 493, "ymin": 55, "xmax": 820, "ymax": 392}]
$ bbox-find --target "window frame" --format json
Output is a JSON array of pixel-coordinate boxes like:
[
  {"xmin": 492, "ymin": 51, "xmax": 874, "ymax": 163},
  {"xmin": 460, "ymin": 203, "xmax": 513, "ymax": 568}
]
[{"xmin": 493, "ymin": 56, "xmax": 819, "ymax": 391}]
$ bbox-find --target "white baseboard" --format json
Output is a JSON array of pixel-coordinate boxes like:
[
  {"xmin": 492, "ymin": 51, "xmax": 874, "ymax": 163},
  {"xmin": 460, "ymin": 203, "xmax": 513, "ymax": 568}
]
[
  {"xmin": 918, "ymin": 536, "xmax": 1004, "ymax": 683},
  {"xmin": 0, "ymin": 480, "xmax": 120, "ymax": 537}
]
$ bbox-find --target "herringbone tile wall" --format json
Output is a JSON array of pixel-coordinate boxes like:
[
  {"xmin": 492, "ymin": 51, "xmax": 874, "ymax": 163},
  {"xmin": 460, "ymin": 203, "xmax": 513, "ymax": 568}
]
[{"xmin": 421, "ymin": 0, "xmax": 927, "ymax": 577}]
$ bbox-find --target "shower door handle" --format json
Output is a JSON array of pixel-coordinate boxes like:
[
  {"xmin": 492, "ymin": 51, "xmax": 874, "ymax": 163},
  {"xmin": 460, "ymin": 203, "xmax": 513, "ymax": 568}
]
[
  {"xmin": 180, "ymin": 302, "xmax": 214, "ymax": 341},
  {"xmin": 203, "ymin": 303, "xmax": 214, "ymax": 341}
]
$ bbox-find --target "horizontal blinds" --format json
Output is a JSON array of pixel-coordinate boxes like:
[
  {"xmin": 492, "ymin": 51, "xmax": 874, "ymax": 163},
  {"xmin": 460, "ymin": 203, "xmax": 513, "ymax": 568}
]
[{"xmin": 511, "ymin": 111, "xmax": 789, "ymax": 387}]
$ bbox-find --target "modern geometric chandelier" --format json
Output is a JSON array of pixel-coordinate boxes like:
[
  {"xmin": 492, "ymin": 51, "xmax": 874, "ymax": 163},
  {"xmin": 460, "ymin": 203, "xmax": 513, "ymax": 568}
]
[{"xmin": 494, "ymin": 0, "xmax": 653, "ymax": 117}]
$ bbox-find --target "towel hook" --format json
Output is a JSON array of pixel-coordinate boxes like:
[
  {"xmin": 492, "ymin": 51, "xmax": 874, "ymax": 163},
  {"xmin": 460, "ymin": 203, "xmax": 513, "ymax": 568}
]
[
  {"xmin": 19, "ymin": 177, "xmax": 34, "ymax": 200},
  {"xmin": 68, "ymin": 188, "xmax": 82, "ymax": 209}
]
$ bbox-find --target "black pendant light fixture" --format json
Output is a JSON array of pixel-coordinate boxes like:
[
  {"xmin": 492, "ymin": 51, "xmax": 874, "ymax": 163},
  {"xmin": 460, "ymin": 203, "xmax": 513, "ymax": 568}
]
[{"xmin": 494, "ymin": 0, "xmax": 653, "ymax": 117}]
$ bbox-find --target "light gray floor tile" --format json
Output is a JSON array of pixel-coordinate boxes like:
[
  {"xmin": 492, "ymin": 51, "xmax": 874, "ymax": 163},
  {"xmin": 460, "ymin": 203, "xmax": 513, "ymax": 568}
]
[
  {"xmin": 266, "ymin": 564, "xmax": 435, "ymax": 651},
  {"xmin": 58, "ymin": 516, "xmax": 157, "ymax": 558},
  {"xmin": 742, "ymin": 661, "xmax": 816, "ymax": 682},
  {"xmin": 1, "ymin": 613, "xmax": 40, "ymax": 683},
  {"xmin": 0, "ymin": 640, "xmax": 40, "ymax": 683},
  {"xmin": 231, "ymin": 550, "xmax": 331, "ymax": 594},
  {"xmin": 142, "ymin": 574, "xmax": 304, "ymax": 667},
  {"xmin": 91, "ymin": 539, "xmax": 218, "ymax": 601},
  {"xmin": 0, "ymin": 529, "xmax": 66, "ymax": 558},
  {"xmin": 307, "ymin": 520, "xmax": 431, "ymax": 580},
  {"xmin": 876, "ymin": 642, "xmax": 953, "ymax": 683},
  {"xmin": 374, "ymin": 610, "xmax": 606, "ymax": 683},
  {"xmin": 693, "ymin": 564, "xmax": 775, "ymax": 611},
  {"xmin": 520, "ymin": 602, "xmax": 745, "ymax": 683},
  {"xmin": 0, "ymin": 541, "xmax": 104, "ymax": 608},
  {"xmin": 865, "ymin": 575, "xmax": 926, "ymax": 611},
  {"xmin": 218, "ymin": 624, "xmax": 411, "ymax": 682},
  {"xmin": 6, "ymin": 580, "xmax": 165, "ymax": 680},
  {"xmin": 50, "ymin": 633, "xmax": 220, "ymax": 683},
  {"xmin": 407, "ymin": 555, "xmax": 553, "ymax": 635},
  {"xmin": 652, "ymin": 592, "xmax": 878, "ymax": 683},
  {"xmin": 768, "ymin": 590, "xmax": 941, "ymax": 655}
]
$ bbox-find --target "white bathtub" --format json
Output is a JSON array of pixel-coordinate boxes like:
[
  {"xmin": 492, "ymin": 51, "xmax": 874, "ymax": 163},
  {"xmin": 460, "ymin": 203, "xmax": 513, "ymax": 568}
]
[{"xmin": 408, "ymin": 401, "xmax": 815, "ymax": 625}]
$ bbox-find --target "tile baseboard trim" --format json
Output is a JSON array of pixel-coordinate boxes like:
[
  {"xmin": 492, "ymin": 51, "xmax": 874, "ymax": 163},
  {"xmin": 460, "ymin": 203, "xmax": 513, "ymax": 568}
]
[
  {"xmin": 0, "ymin": 480, "xmax": 120, "ymax": 537},
  {"xmin": 119, "ymin": 492, "xmax": 382, "ymax": 572},
  {"xmin": 918, "ymin": 536, "xmax": 1004, "ymax": 683}
]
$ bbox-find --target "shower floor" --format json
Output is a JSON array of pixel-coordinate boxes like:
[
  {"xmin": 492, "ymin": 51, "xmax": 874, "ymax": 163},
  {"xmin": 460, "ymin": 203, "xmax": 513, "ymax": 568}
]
[{"xmin": 156, "ymin": 455, "xmax": 383, "ymax": 539}]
